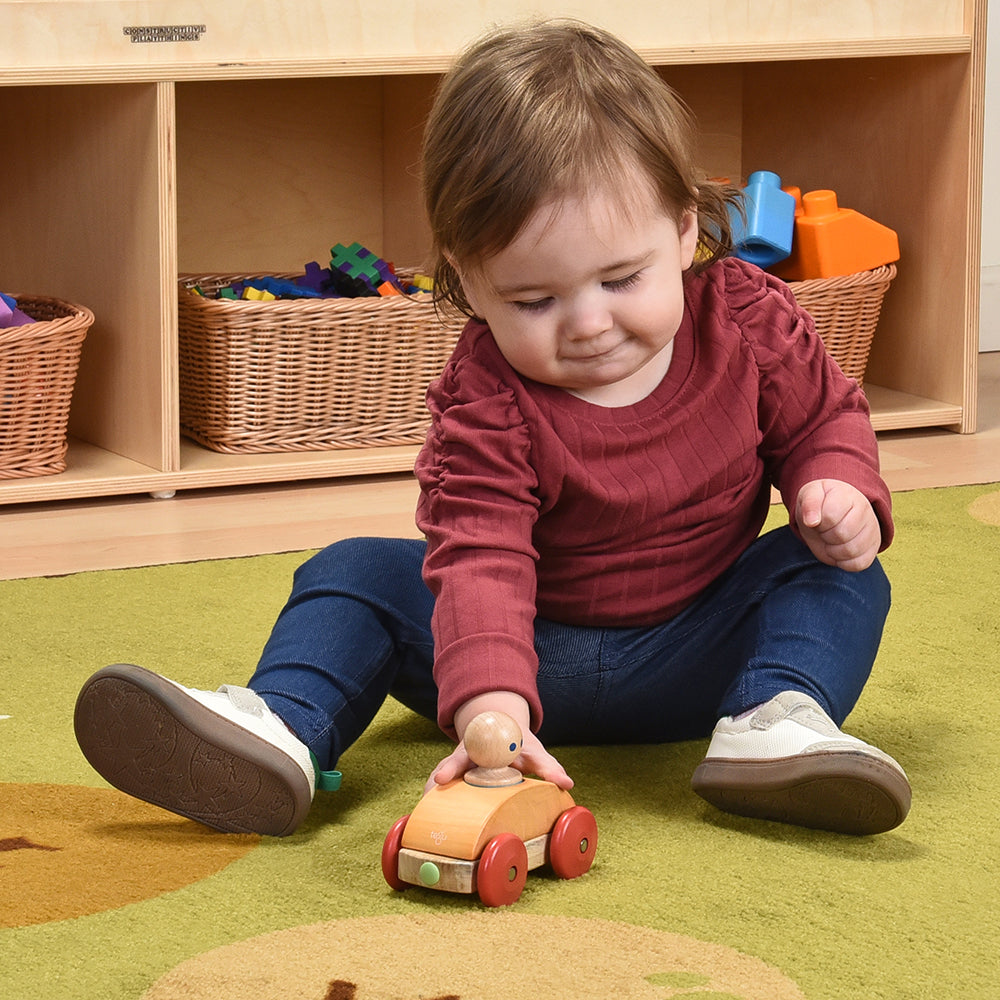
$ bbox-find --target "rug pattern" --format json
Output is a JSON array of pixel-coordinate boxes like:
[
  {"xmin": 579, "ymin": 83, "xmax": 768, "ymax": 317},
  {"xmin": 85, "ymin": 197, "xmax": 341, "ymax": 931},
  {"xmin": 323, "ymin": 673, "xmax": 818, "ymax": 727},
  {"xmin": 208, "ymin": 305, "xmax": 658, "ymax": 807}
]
[{"xmin": 2, "ymin": 484, "xmax": 998, "ymax": 999}]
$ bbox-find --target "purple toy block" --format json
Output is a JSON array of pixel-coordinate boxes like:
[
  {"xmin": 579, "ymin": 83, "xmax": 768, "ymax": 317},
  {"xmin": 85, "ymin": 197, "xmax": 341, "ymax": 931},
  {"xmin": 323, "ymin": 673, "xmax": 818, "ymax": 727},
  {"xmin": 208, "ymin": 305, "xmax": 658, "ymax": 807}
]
[
  {"xmin": 0, "ymin": 293, "xmax": 35, "ymax": 328},
  {"xmin": 298, "ymin": 260, "xmax": 338, "ymax": 295}
]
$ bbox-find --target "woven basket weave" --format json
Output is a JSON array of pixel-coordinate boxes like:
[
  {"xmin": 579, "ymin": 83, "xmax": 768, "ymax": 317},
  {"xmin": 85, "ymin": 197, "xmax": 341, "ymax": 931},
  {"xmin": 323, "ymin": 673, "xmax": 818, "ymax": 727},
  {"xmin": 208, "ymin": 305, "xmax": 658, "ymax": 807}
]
[
  {"xmin": 786, "ymin": 264, "xmax": 896, "ymax": 386},
  {"xmin": 0, "ymin": 296, "xmax": 93, "ymax": 479},
  {"xmin": 178, "ymin": 273, "xmax": 466, "ymax": 454}
]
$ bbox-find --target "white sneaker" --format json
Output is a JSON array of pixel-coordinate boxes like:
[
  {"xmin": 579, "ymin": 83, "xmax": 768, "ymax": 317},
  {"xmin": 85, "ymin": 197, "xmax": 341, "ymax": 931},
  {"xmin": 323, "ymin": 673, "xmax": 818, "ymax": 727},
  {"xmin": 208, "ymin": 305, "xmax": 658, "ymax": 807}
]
[
  {"xmin": 691, "ymin": 691, "xmax": 911, "ymax": 835},
  {"xmin": 75, "ymin": 663, "xmax": 316, "ymax": 836}
]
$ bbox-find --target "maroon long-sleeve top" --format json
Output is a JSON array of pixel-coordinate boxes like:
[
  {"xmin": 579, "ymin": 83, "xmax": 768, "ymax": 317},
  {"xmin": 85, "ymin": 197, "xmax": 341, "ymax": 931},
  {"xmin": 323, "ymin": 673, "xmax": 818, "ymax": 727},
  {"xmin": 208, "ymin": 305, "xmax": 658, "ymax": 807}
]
[{"xmin": 415, "ymin": 258, "xmax": 892, "ymax": 737}]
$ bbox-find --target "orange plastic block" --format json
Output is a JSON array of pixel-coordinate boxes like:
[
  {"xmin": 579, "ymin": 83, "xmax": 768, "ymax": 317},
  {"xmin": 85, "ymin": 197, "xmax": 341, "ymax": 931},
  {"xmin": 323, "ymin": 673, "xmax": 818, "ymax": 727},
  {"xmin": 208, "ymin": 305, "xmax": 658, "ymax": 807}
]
[{"xmin": 771, "ymin": 189, "xmax": 899, "ymax": 280}]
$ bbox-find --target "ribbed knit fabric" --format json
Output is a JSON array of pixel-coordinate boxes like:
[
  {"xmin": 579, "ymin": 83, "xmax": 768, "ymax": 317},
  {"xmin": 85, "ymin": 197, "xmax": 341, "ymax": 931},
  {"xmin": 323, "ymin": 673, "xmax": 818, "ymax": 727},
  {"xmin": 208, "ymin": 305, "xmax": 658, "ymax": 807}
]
[{"xmin": 415, "ymin": 258, "xmax": 893, "ymax": 735}]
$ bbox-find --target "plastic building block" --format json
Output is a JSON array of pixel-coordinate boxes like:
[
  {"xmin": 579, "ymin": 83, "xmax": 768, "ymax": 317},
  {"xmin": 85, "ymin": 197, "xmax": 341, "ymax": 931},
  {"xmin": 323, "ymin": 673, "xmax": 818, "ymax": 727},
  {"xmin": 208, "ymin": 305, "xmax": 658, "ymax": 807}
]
[
  {"xmin": 242, "ymin": 286, "xmax": 276, "ymax": 301},
  {"xmin": 330, "ymin": 242, "xmax": 403, "ymax": 296},
  {"xmin": 297, "ymin": 260, "xmax": 338, "ymax": 295},
  {"xmin": 770, "ymin": 189, "xmax": 900, "ymax": 280},
  {"xmin": 728, "ymin": 170, "xmax": 795, "ymax": 269},
  {"xmin": 204, "ymin": 245, "xmax": 417, "ymax": 303},
  {"xmin": 328, "ymin": 269, "xmax": 380, "ymax": 297},
  {"xmin": 245, "ymin": 276, "xmax": 321, "ymax": 299},
  {"xmin": 0, "ymin": 292, "xmax": 35, "ymax": 328}
]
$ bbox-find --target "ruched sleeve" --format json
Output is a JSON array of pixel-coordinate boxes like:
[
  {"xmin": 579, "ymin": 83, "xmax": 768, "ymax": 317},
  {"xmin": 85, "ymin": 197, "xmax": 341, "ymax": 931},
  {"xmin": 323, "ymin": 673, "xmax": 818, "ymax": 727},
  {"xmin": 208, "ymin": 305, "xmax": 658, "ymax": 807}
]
[
  {"xmin": 415, "ymin": 324, "xmax": 544, "ymax": 737},
  {"xmin": 720, "ymin": 261, "xmax": 893, "ymax": 547}
]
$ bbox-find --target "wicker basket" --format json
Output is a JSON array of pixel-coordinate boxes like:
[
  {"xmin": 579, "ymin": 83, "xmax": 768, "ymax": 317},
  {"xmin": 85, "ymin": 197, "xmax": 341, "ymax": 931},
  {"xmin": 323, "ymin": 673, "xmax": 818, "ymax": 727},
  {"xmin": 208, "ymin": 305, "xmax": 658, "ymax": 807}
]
[
  {"xmin": 178, "ymin": 273, "xmax": 466, "ymax": 454},
  {"xmin": 0, "ymin": 296, "xmax": 93, "ymax": 479},
  {"xmin": 785, "ymin": 264, "xmax": 896, "ymax": 386}
]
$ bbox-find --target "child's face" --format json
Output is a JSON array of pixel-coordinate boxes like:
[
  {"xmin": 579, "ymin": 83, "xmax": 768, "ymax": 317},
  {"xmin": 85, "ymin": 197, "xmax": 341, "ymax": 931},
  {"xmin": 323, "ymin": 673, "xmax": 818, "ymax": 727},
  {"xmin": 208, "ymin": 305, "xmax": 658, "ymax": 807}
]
[{"xmin": 460, "ymin": 174, "xmax": 698, "ymax": 405}]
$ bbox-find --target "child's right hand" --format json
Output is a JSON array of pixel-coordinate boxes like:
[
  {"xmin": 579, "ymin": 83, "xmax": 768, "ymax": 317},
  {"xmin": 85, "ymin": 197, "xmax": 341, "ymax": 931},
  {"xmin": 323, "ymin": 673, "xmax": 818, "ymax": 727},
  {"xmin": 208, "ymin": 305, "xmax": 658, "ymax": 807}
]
[
  {"xmin": 795, "ymin": 478, "xmax": 882, "ymax": 572},
  {"xmin": 424, "ymin": 691, "xmax": 574, "ymax": 794}
]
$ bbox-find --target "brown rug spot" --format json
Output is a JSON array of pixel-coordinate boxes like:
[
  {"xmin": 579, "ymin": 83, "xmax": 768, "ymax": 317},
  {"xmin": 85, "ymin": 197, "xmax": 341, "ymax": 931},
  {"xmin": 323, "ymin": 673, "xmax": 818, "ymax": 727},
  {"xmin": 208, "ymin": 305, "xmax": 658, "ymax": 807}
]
[
  {"xmin": 142, "ymin": 913, "xmax": 804, "ymax": 999},
  {"xmin": 0, "ymin": 783, "xmax": 259, "ymax": 927},
  {"xmin": 969, "ymin": 489, "xmax": 1000, "ymax": 526}
]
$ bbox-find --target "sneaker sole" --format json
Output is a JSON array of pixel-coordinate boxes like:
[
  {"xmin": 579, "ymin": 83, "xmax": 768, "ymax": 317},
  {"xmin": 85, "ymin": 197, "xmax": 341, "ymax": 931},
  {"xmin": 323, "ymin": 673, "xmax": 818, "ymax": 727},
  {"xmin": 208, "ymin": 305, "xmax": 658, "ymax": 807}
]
[
  {"xmin": 690, "ymin": 751, "xmax": 911, "ymax": 835},
  {"xmin": 74, "ymin": 664, "xmax": 311, "ymax": 836}
]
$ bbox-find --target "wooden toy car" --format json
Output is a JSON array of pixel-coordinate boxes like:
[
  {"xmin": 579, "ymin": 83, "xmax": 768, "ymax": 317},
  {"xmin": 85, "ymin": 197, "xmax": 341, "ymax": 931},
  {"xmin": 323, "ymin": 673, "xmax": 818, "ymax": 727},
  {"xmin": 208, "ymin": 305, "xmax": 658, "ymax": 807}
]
[{"xmin": 381, "ymin": 712, "xmax": 598, "ymax": 906}]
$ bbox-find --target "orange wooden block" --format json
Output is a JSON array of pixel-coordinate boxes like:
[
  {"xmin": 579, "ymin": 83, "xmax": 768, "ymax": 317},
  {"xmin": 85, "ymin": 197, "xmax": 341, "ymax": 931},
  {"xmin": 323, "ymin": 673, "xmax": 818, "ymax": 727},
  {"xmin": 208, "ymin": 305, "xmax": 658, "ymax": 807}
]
[{"xmin": 771, "ymin": 189, "xmax": 899, "ymax": 280}]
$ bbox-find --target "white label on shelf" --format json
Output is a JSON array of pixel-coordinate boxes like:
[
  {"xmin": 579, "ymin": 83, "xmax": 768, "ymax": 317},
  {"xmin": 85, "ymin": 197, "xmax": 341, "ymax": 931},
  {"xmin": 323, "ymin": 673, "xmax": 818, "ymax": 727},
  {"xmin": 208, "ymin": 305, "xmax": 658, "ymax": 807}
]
[{"xmin": 122, "ymin": 25, "xmax": 206, "ymax": 44}]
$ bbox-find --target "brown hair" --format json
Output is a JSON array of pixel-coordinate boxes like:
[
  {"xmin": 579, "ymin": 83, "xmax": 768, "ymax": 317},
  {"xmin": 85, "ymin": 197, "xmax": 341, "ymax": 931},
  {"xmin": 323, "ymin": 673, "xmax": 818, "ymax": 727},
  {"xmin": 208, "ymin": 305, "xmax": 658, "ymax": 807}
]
[{"xmin": 422, "ymin": 19, "xmax": 739, "ymax": 317}]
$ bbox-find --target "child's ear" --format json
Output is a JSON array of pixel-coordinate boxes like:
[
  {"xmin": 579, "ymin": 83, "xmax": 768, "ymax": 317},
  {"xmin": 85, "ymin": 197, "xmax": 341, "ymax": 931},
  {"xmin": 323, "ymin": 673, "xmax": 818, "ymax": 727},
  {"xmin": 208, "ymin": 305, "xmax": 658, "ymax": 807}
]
[
  {"xmin": 446, "ymin": 251, "xmax": 485, "ymax": 317},
  {"xmin": 678, "ymin": 209, "xmax": 700, "ymax": 270}
]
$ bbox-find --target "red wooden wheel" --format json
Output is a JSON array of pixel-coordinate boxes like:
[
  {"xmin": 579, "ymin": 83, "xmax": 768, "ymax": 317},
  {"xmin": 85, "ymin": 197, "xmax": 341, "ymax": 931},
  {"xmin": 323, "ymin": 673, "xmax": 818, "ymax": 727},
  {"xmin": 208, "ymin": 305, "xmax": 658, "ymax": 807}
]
[
  {"xmin": 476, "ymin": 832, "xmax": 528, "ymax": 906},
  {"xmin": 381, "ymin": 814, "xmax": 410, "ymax": 890},
  {"xmin": 548, "ymin": 805, "xmax": 598, "ymax": 879}
]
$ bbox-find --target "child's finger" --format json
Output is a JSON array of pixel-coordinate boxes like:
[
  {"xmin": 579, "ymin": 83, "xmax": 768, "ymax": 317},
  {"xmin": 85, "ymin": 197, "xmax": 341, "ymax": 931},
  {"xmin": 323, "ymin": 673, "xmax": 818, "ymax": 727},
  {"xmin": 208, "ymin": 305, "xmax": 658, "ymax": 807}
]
[{"xmin": 796, "ymin": 480, "xmax": 827, "ymax": 530}]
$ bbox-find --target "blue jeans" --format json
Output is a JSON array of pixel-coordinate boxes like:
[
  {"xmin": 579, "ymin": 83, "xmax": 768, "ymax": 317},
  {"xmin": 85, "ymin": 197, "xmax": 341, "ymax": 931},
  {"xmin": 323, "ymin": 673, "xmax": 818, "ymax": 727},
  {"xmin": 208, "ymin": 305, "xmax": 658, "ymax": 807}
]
[{"xmin": 248, "ymin": 527, "xmax": 890, "ymax": 770}]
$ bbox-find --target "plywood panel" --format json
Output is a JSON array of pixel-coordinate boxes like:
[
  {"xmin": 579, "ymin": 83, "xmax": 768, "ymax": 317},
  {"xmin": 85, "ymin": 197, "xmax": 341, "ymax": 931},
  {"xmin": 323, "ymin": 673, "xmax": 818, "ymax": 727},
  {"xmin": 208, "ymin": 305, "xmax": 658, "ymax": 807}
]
[
  {"xmin": 175, "ymin": 77, "xmax": 385, "ymax": 272},
  {"xmin": 660, "ymin": 64, "xmax": 745, "ymax": 183},
  {"xmin": 0, "ymin": 1, "xmax": 968, "ymax": 77},
  {"xmin": 382, "ymin": 74, "xmax": 438, "ymax": 269}
]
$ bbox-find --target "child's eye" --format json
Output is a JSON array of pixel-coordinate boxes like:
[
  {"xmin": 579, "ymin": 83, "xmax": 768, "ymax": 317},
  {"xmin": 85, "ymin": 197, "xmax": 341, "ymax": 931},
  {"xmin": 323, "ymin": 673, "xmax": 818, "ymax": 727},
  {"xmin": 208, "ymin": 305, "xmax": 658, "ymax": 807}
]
[
  {"xmin": 513, "ymin": 297, "xmax": 552, "ymax": 313},
  {"xmin": 603, "ymin": 271, "xmax": 643, "ymax": 292}
]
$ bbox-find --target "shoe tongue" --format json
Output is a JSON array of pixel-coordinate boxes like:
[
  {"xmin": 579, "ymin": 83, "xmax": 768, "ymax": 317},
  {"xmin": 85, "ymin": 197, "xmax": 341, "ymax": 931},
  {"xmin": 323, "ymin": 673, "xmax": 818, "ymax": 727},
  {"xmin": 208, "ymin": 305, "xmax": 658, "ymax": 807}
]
[{"xmin": 216, "ymin": 684, "xmax": 266, "ymax": 716}]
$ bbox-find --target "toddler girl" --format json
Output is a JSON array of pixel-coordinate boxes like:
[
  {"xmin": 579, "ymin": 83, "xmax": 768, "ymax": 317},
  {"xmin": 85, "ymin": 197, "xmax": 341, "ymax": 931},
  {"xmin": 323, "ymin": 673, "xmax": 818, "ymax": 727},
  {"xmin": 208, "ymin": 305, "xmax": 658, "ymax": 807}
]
[{"xmin": 75, "ymin": 19, "xmax": 910, "ymax": 838}]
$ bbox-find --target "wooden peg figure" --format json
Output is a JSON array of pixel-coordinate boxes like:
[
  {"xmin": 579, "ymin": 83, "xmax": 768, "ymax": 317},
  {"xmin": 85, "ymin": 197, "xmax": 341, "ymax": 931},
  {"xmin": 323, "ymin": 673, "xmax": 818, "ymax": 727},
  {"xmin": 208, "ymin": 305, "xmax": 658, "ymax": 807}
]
[{"xmin": 463, "ymin": 711, "xmax": 524, "ymax": 787}]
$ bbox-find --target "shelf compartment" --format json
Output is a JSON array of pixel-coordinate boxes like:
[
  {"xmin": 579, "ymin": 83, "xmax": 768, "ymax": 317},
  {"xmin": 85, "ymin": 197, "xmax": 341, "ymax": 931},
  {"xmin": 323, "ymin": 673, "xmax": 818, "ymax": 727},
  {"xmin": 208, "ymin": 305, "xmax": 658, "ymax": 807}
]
[{"xmin": 0, "ymin": 81, "xmax": 179, "ymax": 472}]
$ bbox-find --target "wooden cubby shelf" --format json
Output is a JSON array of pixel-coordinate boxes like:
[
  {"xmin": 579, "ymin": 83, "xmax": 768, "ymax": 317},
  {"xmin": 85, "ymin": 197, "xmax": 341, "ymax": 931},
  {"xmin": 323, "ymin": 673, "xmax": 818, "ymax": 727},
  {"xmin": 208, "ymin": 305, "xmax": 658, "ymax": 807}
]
[{"xmin": 0, "ymin": 1, "xmax": 985, "ymax": 505}]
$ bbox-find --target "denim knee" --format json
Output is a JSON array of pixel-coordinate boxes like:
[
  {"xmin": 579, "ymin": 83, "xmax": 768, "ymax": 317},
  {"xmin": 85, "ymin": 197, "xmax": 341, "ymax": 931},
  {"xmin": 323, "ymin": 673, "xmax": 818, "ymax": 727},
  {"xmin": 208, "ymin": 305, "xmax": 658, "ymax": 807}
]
[
  {"xmin": 860, "ymin": 556, "xmax": 892, "ymax": 619},
  {"xmin": 291, "ymin": 536, "xmax": 428, "ymax": 602}
]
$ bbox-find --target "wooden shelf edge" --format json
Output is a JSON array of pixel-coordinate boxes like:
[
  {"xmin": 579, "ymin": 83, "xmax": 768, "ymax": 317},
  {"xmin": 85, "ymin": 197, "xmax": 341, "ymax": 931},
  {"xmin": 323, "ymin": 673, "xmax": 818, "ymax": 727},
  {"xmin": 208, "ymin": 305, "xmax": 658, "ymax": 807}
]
[
  {"xmin": 0, "ymin": 383, "xmax": 970, "ymax": 505},
  {"xmin": 865, "ymin": 384, "xmax": 966, "ymax": 432},
  {"xmin": 0, "ymin": 439, "xmax": 420, "ymax": 505},
  {"xmin": 640, "ymin": 34, "xmax": 972, "ymax": 66},
  {"xmin": 0, "ymin": 35, "xmax": 972, "ymax": 87}
]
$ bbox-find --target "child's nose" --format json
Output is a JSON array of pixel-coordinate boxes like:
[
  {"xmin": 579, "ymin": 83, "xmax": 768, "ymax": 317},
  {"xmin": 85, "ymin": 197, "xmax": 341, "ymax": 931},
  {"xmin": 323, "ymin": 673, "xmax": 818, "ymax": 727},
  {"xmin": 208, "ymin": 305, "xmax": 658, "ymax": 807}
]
[{"xmin": 563, "ymin": 296, "xmax": 613, "ymax": 341}]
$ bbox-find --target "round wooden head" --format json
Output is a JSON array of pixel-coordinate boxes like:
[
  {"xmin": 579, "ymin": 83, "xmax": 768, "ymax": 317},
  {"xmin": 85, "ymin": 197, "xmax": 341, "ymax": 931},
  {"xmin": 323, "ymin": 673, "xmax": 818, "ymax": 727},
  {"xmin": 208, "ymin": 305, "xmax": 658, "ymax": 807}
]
[{"xmin": 463, "ymin": 712, "xmax": 523, "ymax": 769}]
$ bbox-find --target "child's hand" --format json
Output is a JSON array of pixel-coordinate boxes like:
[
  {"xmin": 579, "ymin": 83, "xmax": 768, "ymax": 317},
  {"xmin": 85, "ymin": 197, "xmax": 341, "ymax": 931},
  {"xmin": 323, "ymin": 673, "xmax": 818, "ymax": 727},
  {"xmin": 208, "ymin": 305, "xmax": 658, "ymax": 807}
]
[
  {"xmin": 795, "ymin": 479, "xmax": 882, "ymax": 572},
  {"xmin": 424, "ymin": 692, "xmax": 574, "ymax": 794}
]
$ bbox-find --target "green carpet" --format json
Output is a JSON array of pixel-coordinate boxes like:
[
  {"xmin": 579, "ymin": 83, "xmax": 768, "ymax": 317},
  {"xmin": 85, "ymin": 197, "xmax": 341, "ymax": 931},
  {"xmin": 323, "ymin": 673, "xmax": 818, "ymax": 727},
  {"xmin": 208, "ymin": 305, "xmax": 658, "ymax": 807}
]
[{"xmin": 2, "ymin": 483, "xmax": 998, "ymax": 999}]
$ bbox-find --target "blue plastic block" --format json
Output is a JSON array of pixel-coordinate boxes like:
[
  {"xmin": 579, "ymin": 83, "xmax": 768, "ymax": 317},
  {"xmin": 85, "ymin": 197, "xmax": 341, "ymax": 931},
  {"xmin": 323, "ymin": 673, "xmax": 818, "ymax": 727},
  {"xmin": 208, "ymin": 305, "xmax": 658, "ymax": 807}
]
[
  {"xmin": 245, "ymin": 276, "xmax": 322, "ymax": 299},
  {"xmin": 728, "ymin": 170, "xmax": 795, "ymax": 269}
]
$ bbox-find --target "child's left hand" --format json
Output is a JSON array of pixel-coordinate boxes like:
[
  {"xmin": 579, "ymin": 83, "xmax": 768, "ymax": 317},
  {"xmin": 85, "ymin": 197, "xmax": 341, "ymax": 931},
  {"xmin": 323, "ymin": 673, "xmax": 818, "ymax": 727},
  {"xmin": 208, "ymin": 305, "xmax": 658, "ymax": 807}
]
[{"xmin": 794, "ymin": 479, "xmax": 882, "ymax": 572}]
